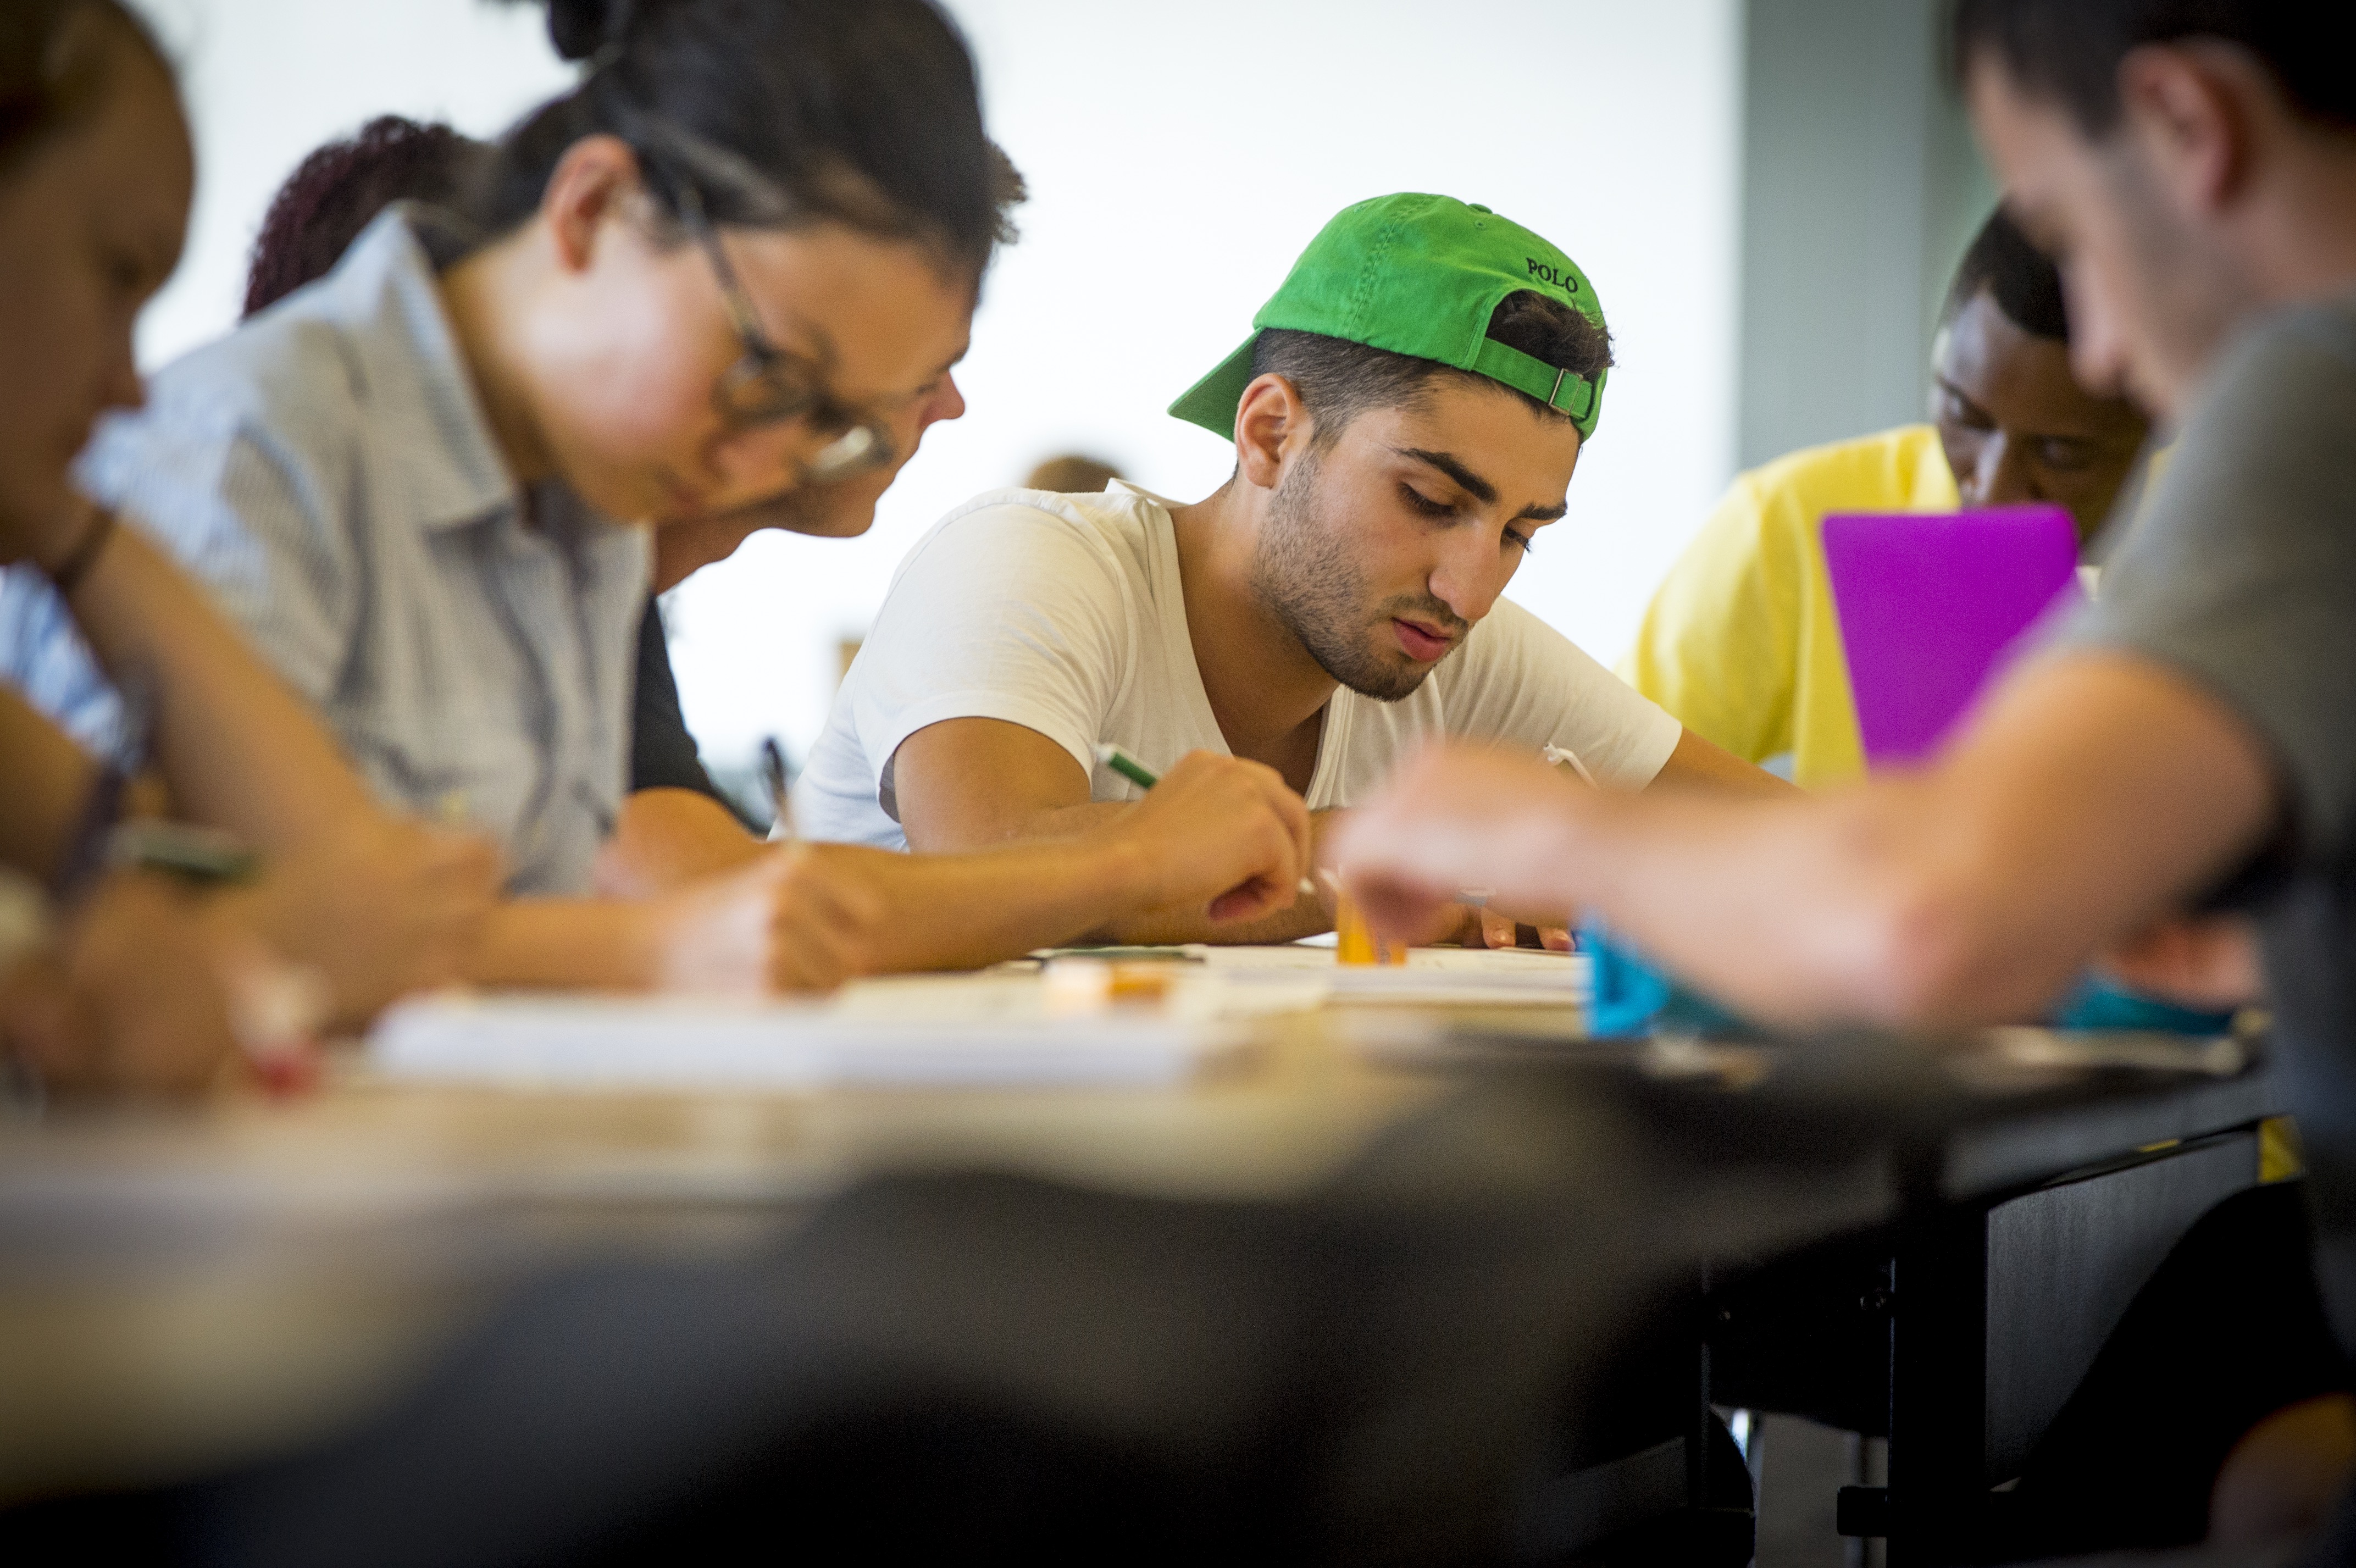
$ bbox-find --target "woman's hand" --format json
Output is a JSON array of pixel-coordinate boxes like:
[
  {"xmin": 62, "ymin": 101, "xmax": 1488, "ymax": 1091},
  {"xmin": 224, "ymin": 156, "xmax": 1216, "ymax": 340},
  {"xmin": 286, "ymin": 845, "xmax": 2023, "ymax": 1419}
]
[
  {"xmin": 236, "ymin": 821, "xmax": 504, "ymax": 1027},
  {"xmin": 641, "ymin": 844, "xmax": 894, "ymax": 995}
]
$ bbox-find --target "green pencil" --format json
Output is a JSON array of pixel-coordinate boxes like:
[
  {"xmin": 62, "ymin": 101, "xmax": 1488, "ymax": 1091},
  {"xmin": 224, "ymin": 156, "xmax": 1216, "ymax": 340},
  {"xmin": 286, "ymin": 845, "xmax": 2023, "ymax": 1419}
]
[
  {"xmin": 1094, "ymin": 743, "xmax": 1318, "ymax": 897},
  {"xmin": 1096, "ymin": 741, "xmax": 1161, "ymax": 791}
]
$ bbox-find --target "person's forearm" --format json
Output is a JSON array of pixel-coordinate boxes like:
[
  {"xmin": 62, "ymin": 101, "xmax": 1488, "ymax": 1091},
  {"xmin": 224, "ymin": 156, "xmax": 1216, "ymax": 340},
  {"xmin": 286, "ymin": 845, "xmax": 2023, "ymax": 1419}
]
[
  {"xmin": 596, "ymin": 789, "xmax": 768, "ymax": 897},
  {"xmin": 881, "ymin": 807, "xmax": 1333, "ymax": 962},
  {"xmin": 1648, "ymin": 726, "xmax": 1797, "ymax": 796},
  {"xmin": 0, "ymin": 689, "xmax": 100, "ymax": 882},
  {"xmin": 907, "ymin": 799, "xmax": 1299, "ymax": 945},
  {"xmin": 1102, "ymin": 884, "xmax": 1332, "ymax": 946},
  {"xmin": 465, "ymin": 899, "xmax": 660, "ymax": 990},
  {"xmin": 470, "ymin": 840, "xmax": 1289, "ymax": 992},
  {"xmin": 1347, "ymin": 660, "xmax": 2281, "ymax": 1032},
  {"xmin": 1542, "ymin": 785, "xmax": 2032, "ymax": 1026},
  {"xmin": 913, "ymin": 798, "xmax": 1128, "ymax": 850},
  {"xmin": 63, "ymin": 525, "xmax": 379, "ymax": 851},
  {"xmin": 1340, "ymin": 752, "xmax": 2025, "ymax": 1027},
  {"xmin": 1543, "ymin": 768, "xmax": 2219, "ymax": 1030},
  {"xmin": 864, "ymin": 838, "xmax": 1188, "ymax": 968}
]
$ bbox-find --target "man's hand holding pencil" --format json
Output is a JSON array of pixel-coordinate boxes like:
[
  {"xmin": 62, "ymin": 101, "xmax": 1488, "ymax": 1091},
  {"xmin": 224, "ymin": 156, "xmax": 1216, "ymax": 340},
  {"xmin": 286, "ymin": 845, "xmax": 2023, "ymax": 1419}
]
[{"xmin": 1092, "ymin": 746, "xmax": 1315, "ymax": 924}]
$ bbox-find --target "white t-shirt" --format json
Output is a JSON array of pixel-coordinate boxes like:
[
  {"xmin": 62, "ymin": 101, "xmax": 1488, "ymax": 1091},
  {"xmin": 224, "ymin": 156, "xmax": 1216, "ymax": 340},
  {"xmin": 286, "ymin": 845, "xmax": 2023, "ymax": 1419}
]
[{"xmin": 797, "ymin": 482, "xmax": 1684, "ymax": 849}]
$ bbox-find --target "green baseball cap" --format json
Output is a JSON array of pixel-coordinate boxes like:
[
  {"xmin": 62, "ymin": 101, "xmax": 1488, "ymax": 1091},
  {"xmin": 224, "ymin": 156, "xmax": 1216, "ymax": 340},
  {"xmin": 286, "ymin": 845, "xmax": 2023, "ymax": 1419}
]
[{"xmin": 1169, "ymin": 192, "xmax": 1609, "ymax": 444}]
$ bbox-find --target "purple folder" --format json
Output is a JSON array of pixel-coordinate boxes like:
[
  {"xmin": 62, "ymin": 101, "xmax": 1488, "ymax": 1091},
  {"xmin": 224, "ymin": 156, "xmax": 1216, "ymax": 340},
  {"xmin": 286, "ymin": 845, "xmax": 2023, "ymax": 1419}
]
[{"xmin": 1822, "ymin": 506, "xmax": 2081, "ymax": 767}]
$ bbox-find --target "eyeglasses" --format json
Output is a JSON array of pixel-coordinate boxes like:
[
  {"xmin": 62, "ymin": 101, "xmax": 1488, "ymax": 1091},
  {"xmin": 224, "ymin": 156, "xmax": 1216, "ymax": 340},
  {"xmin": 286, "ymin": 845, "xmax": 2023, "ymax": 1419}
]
[{"xmin": 669, "ymin": 181, "xmax": 896, "ymax": 486}]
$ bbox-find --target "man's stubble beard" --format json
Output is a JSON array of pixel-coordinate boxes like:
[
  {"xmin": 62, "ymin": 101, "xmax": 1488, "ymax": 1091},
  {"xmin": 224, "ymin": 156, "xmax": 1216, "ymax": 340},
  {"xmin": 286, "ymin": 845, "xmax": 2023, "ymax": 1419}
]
[{"xmin": 1248, "ymin": 447, "xmax": 1465, "ymax": 703}]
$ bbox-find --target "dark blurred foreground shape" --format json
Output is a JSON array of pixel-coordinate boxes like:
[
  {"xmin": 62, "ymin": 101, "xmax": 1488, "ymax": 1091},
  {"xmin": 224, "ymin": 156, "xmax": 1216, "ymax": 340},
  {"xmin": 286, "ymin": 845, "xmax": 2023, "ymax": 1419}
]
[
  {"xmin": 0, "ymin": 1034, "xmax": 2332, "ymax": 1566},
  {"xmin": 0, "ymin": 1069, "xmax": 1843, "ymax": 1567}
]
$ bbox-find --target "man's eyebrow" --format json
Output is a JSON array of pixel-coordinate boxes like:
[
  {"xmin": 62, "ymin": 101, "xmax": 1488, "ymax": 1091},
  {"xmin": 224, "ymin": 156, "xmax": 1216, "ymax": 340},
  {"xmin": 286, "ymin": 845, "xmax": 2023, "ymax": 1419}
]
[
  {"xmin": 1395, "ymin": 447, "xmax": 1497, "ymax": 503},
  {"xmin": 1396, "ymin": 446, "xmax": 1566, "ymax": 522}
]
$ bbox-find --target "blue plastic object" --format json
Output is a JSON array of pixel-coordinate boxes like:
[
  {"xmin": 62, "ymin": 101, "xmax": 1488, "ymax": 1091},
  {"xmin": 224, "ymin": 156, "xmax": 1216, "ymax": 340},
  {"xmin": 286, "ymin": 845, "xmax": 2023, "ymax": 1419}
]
[
  {"xmin": 2048, "ymin": 977, "xmax": 2236, "ymax": 1035},
  {"xmin": 1579, "ymin": 920, "xmax": 2235, "ymax": 1039},
  {"xmin": 1583, "ymin": 921, "xmax": 1742, "ymax": 1038}
]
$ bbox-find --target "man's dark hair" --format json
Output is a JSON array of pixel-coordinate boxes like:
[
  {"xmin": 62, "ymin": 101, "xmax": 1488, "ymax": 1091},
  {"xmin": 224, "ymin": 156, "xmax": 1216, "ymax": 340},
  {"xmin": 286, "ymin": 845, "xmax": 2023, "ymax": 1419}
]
[
  {"xmin": 0, "ymin": 0, "xmax": 164, "ymax": 180},
  {"xmin": 1941, "ymin": 204, "xmax": 2070, "ymax": 341},
  {"xmin": 1250, "ymin": 290, "xmax": 1614, "ymax": 447},
  {"xmin": 1950, "ymin": 0, "xmax": 2356, "ymax": 137},
  {"xmin": 245, "ymin": 117, "xmax": 490, "ymax": 318},
  {"xmin": 479, "ymin": 0, "xmax": 1025, "ymax": 280}
]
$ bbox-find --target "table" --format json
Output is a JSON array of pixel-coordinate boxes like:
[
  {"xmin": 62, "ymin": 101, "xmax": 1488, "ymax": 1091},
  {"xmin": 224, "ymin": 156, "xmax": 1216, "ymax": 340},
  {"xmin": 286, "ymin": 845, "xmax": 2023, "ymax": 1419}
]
[
  {"xmin": 0, "ymin": 1006, "xmax": 1438, "ymax": 1506},
  {"xmin": 1428, "ymin": 1018, "xmax": 2283, "ymax": 1563},
  {"xmin": 0, "ymin": 984, "xmax": 2285, "ymax": 1564}
]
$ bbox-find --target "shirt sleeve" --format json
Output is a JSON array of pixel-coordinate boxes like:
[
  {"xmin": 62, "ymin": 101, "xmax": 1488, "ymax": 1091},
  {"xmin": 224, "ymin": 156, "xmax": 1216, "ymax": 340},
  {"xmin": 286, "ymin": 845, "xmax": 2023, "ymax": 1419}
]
[
  {"xmin": 1616, "ymin": 471, "xmax": 1801, "ymax": 764},
  {"xmin": 75, "ymin": 402, "xmax": 362, "ymax": 710},
  {"xmin": 1449, "ymin": 597, "xmax": 1684, "ymax": 788},
  {"xmin": 2056, "ymin": 302, "xmax": 2356, "ymax": 863},
  {"xmin": 847, "ymin": 500, "xmax": 1133, "ymax": 801},
  {"xmin": 0, "ymin": 397, "xmax": 362, "ymax": 765},
  {"xmin": 0, "ymin": 566, "xmax": 127, "ymax": 761}
]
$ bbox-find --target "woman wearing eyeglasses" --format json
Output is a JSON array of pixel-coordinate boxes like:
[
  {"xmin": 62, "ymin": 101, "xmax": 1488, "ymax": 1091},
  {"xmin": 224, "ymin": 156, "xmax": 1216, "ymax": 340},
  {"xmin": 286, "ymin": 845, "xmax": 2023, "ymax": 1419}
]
[{"xmin": 2, "ymin": 0, "xmax": 1316, "ymax": 991}]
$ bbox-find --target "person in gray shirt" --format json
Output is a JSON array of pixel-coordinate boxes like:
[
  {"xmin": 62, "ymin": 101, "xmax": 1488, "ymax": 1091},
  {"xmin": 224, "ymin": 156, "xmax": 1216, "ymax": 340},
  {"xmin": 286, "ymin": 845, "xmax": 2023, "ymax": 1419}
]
[{"xmin": 1330, "ymin": 0, "xmax": 2356, "ymax": 1546}]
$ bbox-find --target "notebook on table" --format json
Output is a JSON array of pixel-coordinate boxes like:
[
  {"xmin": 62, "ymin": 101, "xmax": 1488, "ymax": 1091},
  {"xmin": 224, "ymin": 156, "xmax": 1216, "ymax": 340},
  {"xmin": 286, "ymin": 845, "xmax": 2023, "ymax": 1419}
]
[{"xmin": 1821, "ymin": 505, "xmax": 2081, "ymax": 766}]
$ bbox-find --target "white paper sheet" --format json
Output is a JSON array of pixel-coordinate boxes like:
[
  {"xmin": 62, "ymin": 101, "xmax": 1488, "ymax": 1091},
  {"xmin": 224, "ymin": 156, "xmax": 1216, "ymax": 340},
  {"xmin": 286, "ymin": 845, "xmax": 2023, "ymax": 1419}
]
[{"xmin": 369, "ymin": 976, "xmax": 1279, "ymax": 1091}]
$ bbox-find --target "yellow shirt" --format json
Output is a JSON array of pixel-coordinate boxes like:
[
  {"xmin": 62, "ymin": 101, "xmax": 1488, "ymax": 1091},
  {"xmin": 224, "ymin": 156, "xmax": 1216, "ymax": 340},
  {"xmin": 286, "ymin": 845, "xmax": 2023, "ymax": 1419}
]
[{"xmin": 1618, "ymin": 424, "xmax": 1959, "ymax": 788}]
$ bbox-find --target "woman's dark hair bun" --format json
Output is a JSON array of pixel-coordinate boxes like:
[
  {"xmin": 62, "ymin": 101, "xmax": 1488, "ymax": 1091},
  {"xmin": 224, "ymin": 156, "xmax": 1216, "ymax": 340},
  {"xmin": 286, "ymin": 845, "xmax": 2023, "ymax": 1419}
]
[
  {"xmin": 480, "ymin": 0, "xmax": 1024, "ymax": 279},
  {"xmin": 544, "ymin": 0, "xmax": 629, "ymax": 62}
]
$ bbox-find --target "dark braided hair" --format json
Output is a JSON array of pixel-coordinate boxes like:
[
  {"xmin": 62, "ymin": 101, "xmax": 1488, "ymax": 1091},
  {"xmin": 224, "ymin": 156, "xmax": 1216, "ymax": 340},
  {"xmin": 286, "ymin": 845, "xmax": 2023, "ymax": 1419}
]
[
  {"xmin": 477, "ymin": 0, "xmax": 1024, "ymax": 280},
  {"xmin": 243, "ymin": 117, "xmax": 489, "ymax": 318}
]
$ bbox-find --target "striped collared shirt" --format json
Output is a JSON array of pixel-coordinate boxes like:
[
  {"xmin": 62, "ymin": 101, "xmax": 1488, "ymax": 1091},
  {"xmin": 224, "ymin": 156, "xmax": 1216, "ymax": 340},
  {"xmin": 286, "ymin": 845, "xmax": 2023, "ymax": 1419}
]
[{"xmin": 0, "ymin": 208, "xmax": 650, "ymax": 895}]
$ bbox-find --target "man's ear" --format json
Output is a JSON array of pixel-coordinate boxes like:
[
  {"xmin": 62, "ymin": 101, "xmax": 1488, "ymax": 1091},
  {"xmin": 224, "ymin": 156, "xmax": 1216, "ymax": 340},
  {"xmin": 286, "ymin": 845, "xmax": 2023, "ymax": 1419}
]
[
  {"xmin": 2116, "ymin": 42, "xmax": 2253, "ymax": 218},
  {"xmin": 1233, "ymin": 373, "xmax": 1312, "ymax": 490},
  {"xmin": 539, "ymin": 134, "xmax": 643, "ymax": 275}
]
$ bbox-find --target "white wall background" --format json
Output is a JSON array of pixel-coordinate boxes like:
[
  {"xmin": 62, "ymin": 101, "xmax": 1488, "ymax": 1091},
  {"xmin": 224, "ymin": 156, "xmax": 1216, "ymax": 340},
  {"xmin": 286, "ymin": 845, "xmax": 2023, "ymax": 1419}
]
[{"xmin": 128, "ymin": 0, "xmax": 1742, "ymax": 779}]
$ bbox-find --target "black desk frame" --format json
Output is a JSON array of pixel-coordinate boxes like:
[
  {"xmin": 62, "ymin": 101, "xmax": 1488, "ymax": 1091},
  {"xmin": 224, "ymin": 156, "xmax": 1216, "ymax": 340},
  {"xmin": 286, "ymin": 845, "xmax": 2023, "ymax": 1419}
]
[{"xmin": 1689, "ymin": 1073, "xmax": 2279, "ymax": 1566}]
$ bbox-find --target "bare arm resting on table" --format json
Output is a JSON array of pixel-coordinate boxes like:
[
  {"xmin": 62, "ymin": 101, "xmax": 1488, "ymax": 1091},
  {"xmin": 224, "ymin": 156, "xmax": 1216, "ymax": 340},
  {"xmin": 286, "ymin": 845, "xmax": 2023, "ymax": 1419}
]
[
  {"xmin": 1334, "ymin": 653, "xmax": 2274, "ymax": 1029},
  {"xmin": 891, "ymin": 716, "xmax": 1789, "ymax": 949},
  {"xmin": 891, "ymin": 718, "xmax": 1334, "ymax": 946},
  {"xmin": 506, "ymin": 751, "xmax": 1313, "ymax": 989}
]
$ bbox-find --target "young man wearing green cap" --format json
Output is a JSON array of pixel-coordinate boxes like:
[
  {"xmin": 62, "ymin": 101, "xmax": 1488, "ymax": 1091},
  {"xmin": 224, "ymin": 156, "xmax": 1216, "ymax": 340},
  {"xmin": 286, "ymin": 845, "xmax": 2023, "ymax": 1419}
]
[{"xmin": 797, "ymin": 192, "xmax": 1774, "ymax": 943}]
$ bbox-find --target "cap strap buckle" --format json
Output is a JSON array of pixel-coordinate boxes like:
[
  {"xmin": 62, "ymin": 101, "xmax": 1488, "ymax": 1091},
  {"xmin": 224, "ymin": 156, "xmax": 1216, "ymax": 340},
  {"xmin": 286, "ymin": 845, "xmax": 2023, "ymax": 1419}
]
[{"xmin": 1467, "ymin": 336, "xmax": 1600, "ymax": 435}]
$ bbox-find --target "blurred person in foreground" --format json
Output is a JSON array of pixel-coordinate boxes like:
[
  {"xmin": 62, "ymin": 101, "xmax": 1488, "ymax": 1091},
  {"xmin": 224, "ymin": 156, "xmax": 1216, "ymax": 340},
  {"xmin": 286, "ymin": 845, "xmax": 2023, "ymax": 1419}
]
[
  {"xmin": 0, "ymin": 0, "xmax": 499, "ymax": 1092},
  {"xmin": 1621, "ymin": 205, "xmax": 2151, "ymax": 787},
  {"xmin": 0, "ymin": 0, "xmax": 1320, "ymax": 993},
  {"xmin": 793, "ymin": 192, "xmax": 1783, "ymax": 951},
  {"xmin": 1337, "ymin": 0, "xmax": 2356, "ymax": 1549}
]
